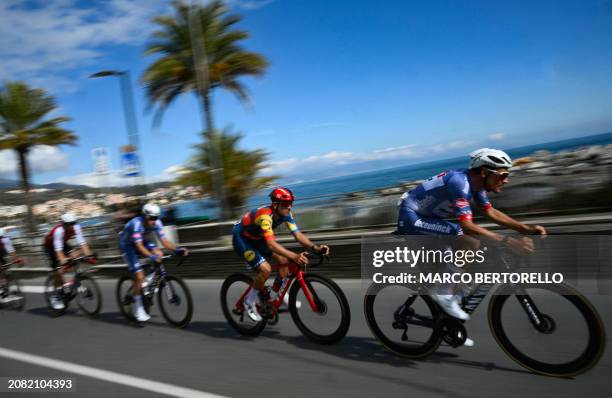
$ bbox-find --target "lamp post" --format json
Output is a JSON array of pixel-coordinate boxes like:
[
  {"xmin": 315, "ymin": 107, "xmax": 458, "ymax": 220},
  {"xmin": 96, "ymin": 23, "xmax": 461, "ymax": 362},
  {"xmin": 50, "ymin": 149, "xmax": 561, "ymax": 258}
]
[{"xmin": 89, "ymin": 70, "xmax": 147, "ymax": 193}]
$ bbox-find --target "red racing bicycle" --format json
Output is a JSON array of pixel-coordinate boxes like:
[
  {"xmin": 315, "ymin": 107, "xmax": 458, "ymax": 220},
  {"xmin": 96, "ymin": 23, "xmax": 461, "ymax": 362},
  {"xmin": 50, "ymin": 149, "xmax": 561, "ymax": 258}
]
[{"xmin": 221, "ymin": 252, "xmax": 350, "ymax": 344}]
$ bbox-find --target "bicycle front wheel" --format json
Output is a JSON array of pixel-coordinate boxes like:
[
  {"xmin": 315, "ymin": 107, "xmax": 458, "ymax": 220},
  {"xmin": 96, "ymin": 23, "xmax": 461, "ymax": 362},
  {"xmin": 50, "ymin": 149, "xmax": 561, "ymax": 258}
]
[
  {"xmin": 364, "ymin": 283, "xmax": 442, "ymax": 358},
  {"xmin": 289, "ymin": 274, "xmax": 351, "ymax": 344},
  {"xmin": 158, "ymin": 275, "xmax": 193, "ymax": 328},
  {"xmin": 489, "ymin": 283, "xmax": 606, "ymax": 377},
  {"xmin": 75, "ymin": 275, "xmax": 102, "ymax": 317}
]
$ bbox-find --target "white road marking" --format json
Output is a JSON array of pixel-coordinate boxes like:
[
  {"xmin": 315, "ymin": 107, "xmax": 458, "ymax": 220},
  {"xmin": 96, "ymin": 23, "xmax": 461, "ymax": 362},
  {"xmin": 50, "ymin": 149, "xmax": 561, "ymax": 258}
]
[
  {"xmin": 0, "ymin": 346, "xmax": 228, "ymax": 398},
  {"xmin": 20, "ymin": 286, "xmax": 46, "ymax": 294}
]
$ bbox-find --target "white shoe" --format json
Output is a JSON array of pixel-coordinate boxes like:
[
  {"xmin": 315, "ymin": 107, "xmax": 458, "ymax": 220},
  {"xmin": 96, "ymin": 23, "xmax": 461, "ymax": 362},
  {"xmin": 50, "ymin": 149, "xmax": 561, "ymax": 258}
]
[
  {"xmin": 0, "ymin": 295, "xmax": 21, "ymax": 304},
  {"xmin": 282, "ymin": 294, "xmax": 301, "ymax": 309},
  {"xmin": 49, "ymin": 294, "xmax": 65, "ymax": 310},
  {"xmin": 456, "ymin": 329, "xmax": 474, "ymax": 347},
  {"xmin": 431, "ymin": 294, "xmax": 470, "ymax": 321},
  {"xmin": 134, "ymin": 307, "xmax": 151, "ymax": 322},
  {"xmin": 244, "ymin": 300, "xmax": 263, "ymax": 322}
]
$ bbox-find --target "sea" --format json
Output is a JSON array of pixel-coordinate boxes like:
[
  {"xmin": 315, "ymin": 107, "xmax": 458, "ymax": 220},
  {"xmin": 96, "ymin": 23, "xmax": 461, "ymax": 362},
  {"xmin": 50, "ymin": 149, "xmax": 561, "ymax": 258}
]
[{"xmin": 174, "ymin": 131, "xmax": 612, "ymax": 220}]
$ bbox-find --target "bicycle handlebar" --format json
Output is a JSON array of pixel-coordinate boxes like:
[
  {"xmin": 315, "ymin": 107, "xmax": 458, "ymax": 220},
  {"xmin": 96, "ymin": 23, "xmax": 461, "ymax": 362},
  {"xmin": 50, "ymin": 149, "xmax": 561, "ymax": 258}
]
[{"xmin": 303, "ymin": 252, "xmax": 328, "ymax": 268}]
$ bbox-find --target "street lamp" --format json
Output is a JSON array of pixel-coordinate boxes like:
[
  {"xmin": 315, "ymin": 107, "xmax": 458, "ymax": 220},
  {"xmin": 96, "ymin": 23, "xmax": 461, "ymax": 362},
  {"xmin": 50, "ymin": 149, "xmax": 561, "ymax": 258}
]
[{"xmin": 89, "ymin": 70, "xmax": 146, "ymax": 193}]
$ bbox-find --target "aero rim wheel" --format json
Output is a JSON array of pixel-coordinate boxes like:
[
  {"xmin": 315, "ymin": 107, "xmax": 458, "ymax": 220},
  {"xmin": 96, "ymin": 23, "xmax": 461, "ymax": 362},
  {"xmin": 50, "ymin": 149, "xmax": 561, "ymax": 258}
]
[
  {"xmin": 489, "ymin": 283, "xmax": 606, "ymax": 377},
  {"xmin": 364, "ymin": 283, "xmax": 442, "ymax": 358},
  {"xmin": 158, "ymin": 275, "xmax": 193, "ymax": 328}
]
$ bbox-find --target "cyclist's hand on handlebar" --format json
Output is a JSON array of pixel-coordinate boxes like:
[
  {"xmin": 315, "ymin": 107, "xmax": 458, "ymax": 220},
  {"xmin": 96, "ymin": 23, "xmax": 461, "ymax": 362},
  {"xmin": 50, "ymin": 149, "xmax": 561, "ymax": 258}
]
[
  {"xmin": 507, "ymin": 237, "xmax": 534, "ymax": 255},
  {"xmin": 150, "ymin": 254, "xmax": 162, "ymax": 263},
  {"xmin": 295, "ymin": 252, "xmax": 309, "ymax": 265},
  {"xmin": 175, "ymin": 247, "xmax": 189, "ymax": 256},
  {"xmin": 313, "ymin": 244, "xmax": 330, "ymax": 255},
  {"xmin": 528, "ymin": 225, "xmax": 547, "ymax": 237},
  {"xmin": 86, "ymin": 255, "xmax": 97, "ymax": 265}
]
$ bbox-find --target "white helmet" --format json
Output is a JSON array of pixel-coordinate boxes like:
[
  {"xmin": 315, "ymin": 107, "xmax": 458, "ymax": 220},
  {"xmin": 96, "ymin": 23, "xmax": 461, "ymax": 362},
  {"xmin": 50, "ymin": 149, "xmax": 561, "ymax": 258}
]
[
  {"xmin": 469, "ymin": 148, "xmax": 513, "ymax": 169},
  {"xmin": 142, "ymin": 203, "xmax": 161, "ymax": 218},
  {"xmin": 61, "ymin": 212, "xmax": 77, "ymax": 224}
]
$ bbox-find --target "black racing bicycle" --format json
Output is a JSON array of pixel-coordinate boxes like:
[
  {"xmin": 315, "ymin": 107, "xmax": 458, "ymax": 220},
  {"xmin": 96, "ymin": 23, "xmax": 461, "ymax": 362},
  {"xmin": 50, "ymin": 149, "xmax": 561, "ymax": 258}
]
[
  {"xmin": 116, "ymin": 254, "xmax": 193, "ymax": 328},
  {"xmin": 44, "ymin": 256, "xmax": 102, "ymax": 317},
  {"xmin": 364, "ymin": 244, "xmax": 605, "ymax": 377},
  {"xmin": 0, "ymin": 261, "xmax": 26, "ymax": 311}
]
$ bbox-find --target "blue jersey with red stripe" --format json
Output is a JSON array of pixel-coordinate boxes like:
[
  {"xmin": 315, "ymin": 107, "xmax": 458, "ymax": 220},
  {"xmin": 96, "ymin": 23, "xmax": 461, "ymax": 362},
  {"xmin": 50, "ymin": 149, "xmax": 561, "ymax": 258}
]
[
  {"xmin": 119, "ymin": 216, "xmax": 165, "ymax": 247},
  {"xmin": 399, "ymin": 169, "xmax": 491, "ymax": 222}
]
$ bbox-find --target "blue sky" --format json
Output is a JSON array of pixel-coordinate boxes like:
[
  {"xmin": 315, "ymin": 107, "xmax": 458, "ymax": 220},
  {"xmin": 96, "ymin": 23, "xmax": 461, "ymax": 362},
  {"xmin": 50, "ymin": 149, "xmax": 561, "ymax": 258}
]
[{"xmin": 1, "ymin": 0, "xmax": 612, "ymax": 186}]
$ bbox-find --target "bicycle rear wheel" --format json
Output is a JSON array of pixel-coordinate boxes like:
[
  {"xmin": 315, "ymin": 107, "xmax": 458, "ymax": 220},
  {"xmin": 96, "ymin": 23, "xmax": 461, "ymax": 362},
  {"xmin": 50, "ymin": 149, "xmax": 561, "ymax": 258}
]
[
  {"xmin": 220, "ymin": 273, "xmax": 267, "ymax": 337},
  {"xmin": 489, "ymin": 283, "xmax": 606, "ymax": 377},
  {"xmin": 116, "ymin": 274, "xmax": 151, "ymax": 321},
  {"xmin": 364, "ymin": 283, "xmax": 442, "ymax": 358},
  {"xmin": 75, "ymin": 275, "xmax": 102, "ymax": 317},
  {"xmin": 158, "ymin": 275, "xmax": 193, "ymax": 328},
  {"xmin": 1, "ymin": 275, "xmax": 25, "ymax": 311},
  {"xmin": 289, "ymin": 274, "xmax": 350, "ymax": 344},
  {"xmin": 44, "ymin": 274, "xmax": 67, "ymax": 316}
]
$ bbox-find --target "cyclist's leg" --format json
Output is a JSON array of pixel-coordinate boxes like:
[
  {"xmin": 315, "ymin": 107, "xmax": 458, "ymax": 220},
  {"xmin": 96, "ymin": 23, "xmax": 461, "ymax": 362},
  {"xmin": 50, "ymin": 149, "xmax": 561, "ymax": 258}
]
[
  {"xmin": 121, "ymin": 244, "xmax": 145, "ymax": 295},
  {"xmin": 232, "ymin": 232, "xmax": 271, "ymax": 307}
]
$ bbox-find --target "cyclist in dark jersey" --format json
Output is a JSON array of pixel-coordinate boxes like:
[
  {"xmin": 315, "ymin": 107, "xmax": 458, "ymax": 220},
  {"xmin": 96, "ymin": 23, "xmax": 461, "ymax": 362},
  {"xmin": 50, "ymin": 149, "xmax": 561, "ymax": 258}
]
[
  {"xmin": 233, "ymin": 187, "xmax": 329, "ymax": 321},
  {"xmin": 397, "ymin": 148, "xmax": 547, "ymax": 345}
]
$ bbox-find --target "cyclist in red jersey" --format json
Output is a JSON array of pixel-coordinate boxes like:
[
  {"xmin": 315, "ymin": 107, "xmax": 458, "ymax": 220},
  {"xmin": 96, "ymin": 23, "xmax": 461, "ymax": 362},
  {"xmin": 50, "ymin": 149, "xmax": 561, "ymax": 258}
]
[{"xmin": 233, "ymin": 187, "xmax": 330, "ymax": 321}]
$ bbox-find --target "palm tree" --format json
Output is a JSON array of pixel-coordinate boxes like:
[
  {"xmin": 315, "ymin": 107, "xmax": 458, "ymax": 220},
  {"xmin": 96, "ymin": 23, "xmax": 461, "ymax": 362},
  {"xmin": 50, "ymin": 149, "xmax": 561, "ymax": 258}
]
[
  {"xmin": 142, "ymin": 0, "xmax": 269, "ymax": 218},
  {"xmin": 176, "ymin": 127, "xmax": 277, "ymax": 216},
  {"xmin": 0, "ymin": 81, "xmax": 77, "ymax": 230}
]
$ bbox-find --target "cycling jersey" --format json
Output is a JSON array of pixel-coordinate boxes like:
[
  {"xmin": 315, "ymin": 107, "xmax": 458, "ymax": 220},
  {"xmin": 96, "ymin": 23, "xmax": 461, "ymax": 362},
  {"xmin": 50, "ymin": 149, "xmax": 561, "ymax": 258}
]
[
  {"xmin": 400, "ymin": 169, "xmax": 491, "ymax": 221},
  {"xmin": 233, "ymin": 207, "xmax": 300, "ymax": 268},
  {"xmin": 235, "ymin": 207, "xmax": 299, "ymax": 241},
  {"xmin": 397, "ymin": 169, "xmax": 492, "ymax": 236},
  {"xmin": 44, "ymin": 224, "xmax": 86, "ymax": 251},
  {"xmin": 119, "ymin": 216, "xmax": 165, "ymax": 247},
  {"xmin": 119, "ymin": 217, "xmax": 166, "ymax": 273},
  {"xmin": 0, "ymin": 237, "xmax": 15, "ymax": 255}
]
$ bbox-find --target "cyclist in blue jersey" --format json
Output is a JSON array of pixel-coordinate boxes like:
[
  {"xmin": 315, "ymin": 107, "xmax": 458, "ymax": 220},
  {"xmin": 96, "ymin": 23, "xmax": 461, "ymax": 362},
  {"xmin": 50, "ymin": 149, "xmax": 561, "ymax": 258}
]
[
  {"xmin": 397, "ymin": 148, "xmax": 547, "ymax": 345},
  {"xmin": 119, "ymin": 203, "xmax": 188, "ymax": 322}
]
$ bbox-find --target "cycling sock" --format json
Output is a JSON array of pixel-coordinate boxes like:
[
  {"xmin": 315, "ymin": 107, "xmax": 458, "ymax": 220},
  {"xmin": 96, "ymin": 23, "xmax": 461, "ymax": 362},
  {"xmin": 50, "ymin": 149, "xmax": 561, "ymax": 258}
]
[
  {"xmin": 133, "ymin": 294, "xmax": 143, "ymax": 311},
  {"xmin": 245, "ymin": 287, "xmax": 258, "ymax": 305}
]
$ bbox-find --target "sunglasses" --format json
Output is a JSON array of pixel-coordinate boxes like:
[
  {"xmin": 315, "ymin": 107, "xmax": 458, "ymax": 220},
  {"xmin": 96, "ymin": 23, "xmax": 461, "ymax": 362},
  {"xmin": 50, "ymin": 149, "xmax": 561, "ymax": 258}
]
[
  {"xmin": 486, "ymin": 169, "xmax": 510, "ymax": 180},
  {"xmin": 147, "ymin": 216, "xmax": 159, "ymax": 221}
]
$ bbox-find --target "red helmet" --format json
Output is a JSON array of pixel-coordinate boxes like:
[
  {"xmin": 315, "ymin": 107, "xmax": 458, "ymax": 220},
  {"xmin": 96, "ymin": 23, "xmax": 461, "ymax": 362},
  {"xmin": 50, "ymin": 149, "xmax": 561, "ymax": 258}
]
[{"xmin": 269, "ymin": 187, "xmax": 295, "ymax": 203}]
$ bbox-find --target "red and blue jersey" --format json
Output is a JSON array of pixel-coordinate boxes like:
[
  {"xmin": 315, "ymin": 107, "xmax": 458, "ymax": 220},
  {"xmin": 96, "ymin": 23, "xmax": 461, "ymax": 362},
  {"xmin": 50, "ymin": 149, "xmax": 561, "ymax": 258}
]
[
  {"xmin": 399, "ymin": 169, "xmax": 492, "ymax": 222},
  {"xmin": 235, "ymin": 206, "xmax": 299, "ymax": 241}
]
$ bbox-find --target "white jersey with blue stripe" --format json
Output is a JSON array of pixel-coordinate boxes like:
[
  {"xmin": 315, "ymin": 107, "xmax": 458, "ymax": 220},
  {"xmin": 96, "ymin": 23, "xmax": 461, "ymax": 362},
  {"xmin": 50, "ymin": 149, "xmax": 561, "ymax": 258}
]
[
  {"xmin": 119, "ymin": 216, "xmax": 165, "ymax": 246},
  {"xmin": 399, "ymin": 169, "xmax": 492, "ymax": 221}
]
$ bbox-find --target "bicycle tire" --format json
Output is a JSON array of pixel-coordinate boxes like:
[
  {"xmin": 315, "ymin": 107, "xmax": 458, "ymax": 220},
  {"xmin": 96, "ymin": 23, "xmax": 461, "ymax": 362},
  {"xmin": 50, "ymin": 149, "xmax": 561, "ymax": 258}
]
[
  {"xmin": 288, "ymin": 274, "xmax": 351, "ymax": 345},
  {"xmin": 364, "ymin": 283, "xmax": 443, "ymax": 358},
  {"xmin": 44, "ymin": 274, "xmax": 67, "ymax": 316},
  {"xmin": 115, "ymin": 273, "xmax": 151, "ymax": 321},
  {"xmin": 75, "ymin": 275, "xmax": 102, "ymax": 317},
  {"xmin": 2, "ymin": 274, "xmax": 25, "ymax": 311},
  {"xmin": 220, "ymin": 273, "xmax": 267, "ymax": 337},
  {"xmin": 489, "ymin": 283, "xmax": 606, "ymax": 377},
  {"xmin": 158, "ymin": 275, "xmax": 193, "ymax": 328}
]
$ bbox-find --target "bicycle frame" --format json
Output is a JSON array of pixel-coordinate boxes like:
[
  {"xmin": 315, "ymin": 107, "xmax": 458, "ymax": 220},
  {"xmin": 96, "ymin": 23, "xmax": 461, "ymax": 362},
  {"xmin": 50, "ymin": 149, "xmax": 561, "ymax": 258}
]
[{"xmin": 235, "ymin": 261, "xmax": 320, "ymax": 314}]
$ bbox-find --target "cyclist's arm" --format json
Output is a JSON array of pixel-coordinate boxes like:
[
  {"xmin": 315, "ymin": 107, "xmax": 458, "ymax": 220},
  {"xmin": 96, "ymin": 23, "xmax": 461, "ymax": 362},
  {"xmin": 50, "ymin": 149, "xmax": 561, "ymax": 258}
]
[
  {"xmin": 293, "ymin": 231, "xmax": 328, "ymax": 253},
  {"xmin": 266, "ymin": 239, "xmax": 301, "ymax": 263},
  {"xmin": 483, "ymin": 207, "xmax": 545, "ymax": 235},
  {"xmin": 458, "ymin": 219, "xmax": 505, "ymax": 244},
  {"xmin": 134, "ymin": 240, "xmax": 155, "ymax": 258},
  {"xmin": 160, "ymin": 237, "xmax": 177, "ymax": 251},
  {"xmin": 73, "ymin": 225, "xmax": 92, "ymax": 256}
]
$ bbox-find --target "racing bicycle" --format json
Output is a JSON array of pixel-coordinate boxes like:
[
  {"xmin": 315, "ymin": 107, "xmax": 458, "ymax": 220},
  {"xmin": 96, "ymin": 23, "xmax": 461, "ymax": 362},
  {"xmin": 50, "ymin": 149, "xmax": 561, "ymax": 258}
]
[
  {"xmin": 0, "ymin": 260, "xmax": 26, "ymax": 311},
  {"xmin": 44, "ymin": 256, "xmax": 102, "ymax": 317},
  {"xmin": 364, "ymin": 243, "xmax": 605, "ymax": 377},
  {"xmin": 116, "ymin": 254, "xmax": 193, "ymax": 328},
  {"xmin": 221, "ymin": 252, "xmax": 351, "ymax": 344}
]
